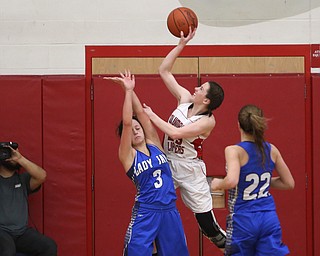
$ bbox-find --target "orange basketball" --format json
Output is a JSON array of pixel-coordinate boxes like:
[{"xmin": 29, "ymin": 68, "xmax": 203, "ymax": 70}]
[{"xmin": 167, "ymin": 7, "xmax": 198, "ymax": 38}]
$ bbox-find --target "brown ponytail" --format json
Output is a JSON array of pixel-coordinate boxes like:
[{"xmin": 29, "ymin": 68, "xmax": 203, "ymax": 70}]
[{"xmin": 238, "ymin": 105, "xmax": 268, "ymax": 165}]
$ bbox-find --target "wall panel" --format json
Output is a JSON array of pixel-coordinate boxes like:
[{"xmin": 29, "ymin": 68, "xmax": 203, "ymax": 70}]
[
  {"xmin": 0, "ymin": 76, "xmax": 44, "ymax": 231},
  {"xmin": 200, "ymin": 74, "xmax": 306, "ymax": 255},
  {"xmin": 42, "ymin": 76, "xmax": 87, "ymax": 256},
  {"xmin": 312, "ymin": 75, "xmax": 320, "ymax": 256}
]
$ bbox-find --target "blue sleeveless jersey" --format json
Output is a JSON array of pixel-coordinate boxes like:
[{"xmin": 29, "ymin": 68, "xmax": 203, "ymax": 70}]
[
  {"xmin": 228, "ymin": 141, "xmax": 276, "ymax": 213},
  {"xmin": 127, "ymin": 144, "xmax": 177, "ymax": 207}
]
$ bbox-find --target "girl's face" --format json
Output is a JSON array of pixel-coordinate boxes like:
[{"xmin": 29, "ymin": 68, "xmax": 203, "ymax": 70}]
[
  {"xmin": 193, "ymin": 82, "xmax": 210, "ymax": 104},
  {"xmin": 131, "ymin": 119, "xmax": 145, "ymax": 146}
]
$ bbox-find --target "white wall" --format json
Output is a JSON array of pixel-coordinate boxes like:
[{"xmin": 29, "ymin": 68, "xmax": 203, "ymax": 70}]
[{"xmin": 0, "ymin": 0, "xmax": 319, "ymax": 75}]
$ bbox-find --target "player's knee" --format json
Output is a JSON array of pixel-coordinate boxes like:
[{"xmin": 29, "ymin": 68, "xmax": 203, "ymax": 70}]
[{"xmin": 195, "ymin": 211, "xmax": 226, "ymax": 248}]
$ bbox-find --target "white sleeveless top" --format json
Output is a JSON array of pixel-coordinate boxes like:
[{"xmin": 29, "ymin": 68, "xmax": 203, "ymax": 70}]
[{"xmin": 163, "ymin": 103, "xmax": 207, "ymax": 160}]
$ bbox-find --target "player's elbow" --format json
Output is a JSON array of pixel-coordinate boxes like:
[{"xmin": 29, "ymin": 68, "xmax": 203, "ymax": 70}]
[
  {"xmin": 286, "ymin": 179, "xmax": 295, "ymax": 190},
  {"xmin": 158, "ymin": 67, "xmax": 170, "ymax": 77},
  {"xmin": 280, "ymin": 177, "xmax": 295, "ymax": 190}
]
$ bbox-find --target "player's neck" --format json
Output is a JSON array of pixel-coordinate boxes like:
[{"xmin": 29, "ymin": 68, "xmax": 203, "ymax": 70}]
[
  {"xmin": 241, "ymin": 133, "xmax": 254, "ymax": 142},
  {"xmin": 188, "ymin": 103, "xmax": 207, "ymax": 117},
  {"xmin": 135, "ymin": 144, "xmax": 150, "ymax": 156}
]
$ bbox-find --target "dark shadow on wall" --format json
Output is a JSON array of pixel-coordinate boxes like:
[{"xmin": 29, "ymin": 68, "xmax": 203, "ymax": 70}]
[{"xmin": 179, "ymin": 0, "xmax": 320, "ymax": 27}]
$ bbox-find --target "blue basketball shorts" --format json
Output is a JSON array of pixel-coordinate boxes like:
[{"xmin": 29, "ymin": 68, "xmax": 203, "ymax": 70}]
[
  {"xmin": 123, "ymin": 203, "xmax": 189, "ymax": 256},
  {"xmin": 225, "ymin": 211, "xmax": 289, "ymax": 256}
]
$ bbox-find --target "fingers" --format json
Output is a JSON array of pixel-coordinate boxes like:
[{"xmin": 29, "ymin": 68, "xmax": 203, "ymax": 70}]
[
  {"xmin": 124, "ymin": 69, "xmax": 131, "ymax": 77},
  {"xmin": 103, "ymin": 70, "xmax": 134, "ymax": 83}
]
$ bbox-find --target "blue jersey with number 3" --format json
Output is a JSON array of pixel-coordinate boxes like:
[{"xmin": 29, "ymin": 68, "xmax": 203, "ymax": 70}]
[
  {"xmin": 127, "ymin": 144, "xmax": 177, "ymax": 207},
  {"xmin": 229, "ymin": 141, "xmax": 276, "ymax": 213}
]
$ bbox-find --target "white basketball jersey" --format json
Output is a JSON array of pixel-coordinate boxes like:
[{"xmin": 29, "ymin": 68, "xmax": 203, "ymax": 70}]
[{"xmin": 163, "ymin": 103, "xmax": 207, "ymax": 160}]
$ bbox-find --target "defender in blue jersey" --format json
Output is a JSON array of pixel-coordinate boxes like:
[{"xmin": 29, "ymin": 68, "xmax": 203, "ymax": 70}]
[
  {"xmin": 211, "ymin": 105, "xmax": 295, "ymax": 256},
  {"xmin": 105, "ymin": 70, "xmax": 189, "ymax": 256}
]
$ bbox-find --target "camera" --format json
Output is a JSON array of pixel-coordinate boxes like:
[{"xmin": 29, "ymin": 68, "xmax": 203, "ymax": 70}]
[{"xmin": 0, "ymin": 142, "xmax": 19, "ymax": 161}]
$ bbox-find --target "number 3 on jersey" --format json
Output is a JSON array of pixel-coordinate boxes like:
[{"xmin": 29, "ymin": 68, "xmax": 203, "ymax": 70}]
[
  {"xmin": 243, "ymin": 172, "xmax": 271, "ymax": 200},
  {"xmin": 153, "ymin": 169, "xmax": 163, "ymax": 188}
]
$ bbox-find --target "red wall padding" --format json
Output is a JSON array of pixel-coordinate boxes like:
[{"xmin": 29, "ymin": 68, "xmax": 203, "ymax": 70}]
[
  {"xmin": 0, "ymin": 73, "xmax": 313, "ymax": 255},
  {"xmin": 0, "ymin": 75, "xmax": 88, "ymax": 256},
  {"xmin": 312, "ymin": 75, "xmax": 320, "ymax": 256},
  {"xmin": 93, "ymin": 74, "xmax": 307, "ymax": 255},
  {"xmin": 200, "ymin": 74, "xmax": 306, "ymax": 255},
  {"xmin": 0, "ymin": 76, "xmax": 44, "ymax": 231},
  {"xmin": 42, "ymin": 76, "xmax": 87, "ymax": 256}
]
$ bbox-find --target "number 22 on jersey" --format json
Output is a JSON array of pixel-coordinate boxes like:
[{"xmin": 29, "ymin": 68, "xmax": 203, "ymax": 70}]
[{"xmin": 243, "ymin": 172, "xmax": 271, "ymax": 201}]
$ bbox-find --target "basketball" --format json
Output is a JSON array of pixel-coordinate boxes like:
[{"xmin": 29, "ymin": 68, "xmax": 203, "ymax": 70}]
[{"xmin": 167, "ymin": 7, "xmax": 198, "ymax": 38}]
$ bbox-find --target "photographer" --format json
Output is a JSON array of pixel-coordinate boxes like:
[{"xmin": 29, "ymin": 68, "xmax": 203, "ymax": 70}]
[{"xmin": 0, "ymin": 142, "xmax": 57, "ymax": 256}]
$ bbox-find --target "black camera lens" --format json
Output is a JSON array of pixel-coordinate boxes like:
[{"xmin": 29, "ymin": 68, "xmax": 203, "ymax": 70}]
[
  {"xmin": 0, "ymin": 148, "xmax": 12, "ymax": 161},
  {"xmin": 0, "ymin": 142, "xmax": 18, "ymax": 160}
]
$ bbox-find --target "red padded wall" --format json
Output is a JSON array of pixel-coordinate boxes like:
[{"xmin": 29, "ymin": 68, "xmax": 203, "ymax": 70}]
[
  {"xmin": 42, "ymin": 76, "xmax": 87, "ymax": 256},
  {"xmin": 200, "ymin": 74, "xmax": 306, "ymax": 255},
  {"xmin": 93, "ymin": 75, "xmax": 205, "ymax": 256},
  {"xmin": 0, "ymin": 72, "xmax": 311, "ymax": 255},
  {"xmin": 312, "ymin": 75, "xmax": 320, "ymax": 256},
  {"xmin": 0, "ymin": 76, "xmax": 44, "ymax": 231}
]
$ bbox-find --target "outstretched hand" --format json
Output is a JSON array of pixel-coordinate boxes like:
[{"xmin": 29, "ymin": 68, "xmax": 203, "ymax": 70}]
[
  {"xmin": 179, "ymin": 26, "xmax": 196, "ymax": 46},
  {"xmin": 103, "ymin": 70, "xmax": 135, "ymax": 91}
]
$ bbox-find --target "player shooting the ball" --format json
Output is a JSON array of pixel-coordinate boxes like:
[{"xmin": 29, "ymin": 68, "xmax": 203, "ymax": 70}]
[{"xmin": 143, "ymin": 27, "xmax": 227, "ymax": 250}]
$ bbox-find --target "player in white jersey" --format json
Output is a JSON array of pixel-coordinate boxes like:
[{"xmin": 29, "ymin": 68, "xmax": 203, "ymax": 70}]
[{"xmin": 143, "ymin": 28, "xmax": 226, "ymax": 249}]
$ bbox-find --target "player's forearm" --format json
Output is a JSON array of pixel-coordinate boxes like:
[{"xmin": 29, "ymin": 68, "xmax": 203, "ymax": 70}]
[
  {"xmin": 159, "ymin": 44, "xmax": 185, "ymax": 74},
  {"xmin": 132, "ymin": 91, "xmax": 144, "ymax": 115},
  {"xmin": 214, "ymin": 176, "xmax": 237, "ymax": 191},
  {"xmin": 148, "ymin": 112, "xmax": 179, "ymax": 138},
  {"xmin": 270, "ymin": 177, "xmax": 295, "ymax": 190},
  {"xmin": 122, "ymin": 90, "xmax": 134, "ymax": 126}
]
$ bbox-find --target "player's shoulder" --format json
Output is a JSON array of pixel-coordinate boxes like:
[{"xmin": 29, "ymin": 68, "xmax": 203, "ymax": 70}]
[
  {"xmin": 225, "ymin": 144, "xmax": 246, "ymax": 156},
  {"xmin": 269, "ymin": 143, "xmax": 281, "ymax": 159},
  {"xmin": 225, "ymin": 144, "xmax": 241, "ymax": 152},
  {"xmin": 203, "ymin": 114, "xmax": 216, "ymax": 127}
]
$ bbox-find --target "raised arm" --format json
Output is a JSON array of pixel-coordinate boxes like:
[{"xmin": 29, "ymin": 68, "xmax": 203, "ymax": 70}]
[
  {"xmin": 127, "ymin": 73, "xmax": 163, "ymax": 150},
  {"xmin": 270, "ymin": 144, "xmax": 295, "ymax": 190},
  {"xmin": 104, "ymin": 72, "xmax": 136, "ymax": 171},
  {"xmin": 104, "ymin": 71, "xmax": 163, "ymax": 150},
  {"xmin": 8, "ymin": 147, "xmax": 46, "ymax": 191},
  {"xmin": 143, "ymin": 103, "xmax": 215, "ymax": 139},
  {"xmin": 159, "ymin": 28, "xmax": 196, "ymax": 104}
]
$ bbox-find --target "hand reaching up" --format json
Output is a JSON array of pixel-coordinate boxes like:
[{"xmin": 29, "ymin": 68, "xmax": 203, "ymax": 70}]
[{"xmin": 103, "ymin": 69, "xmax": 135, "ymax": 91}]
